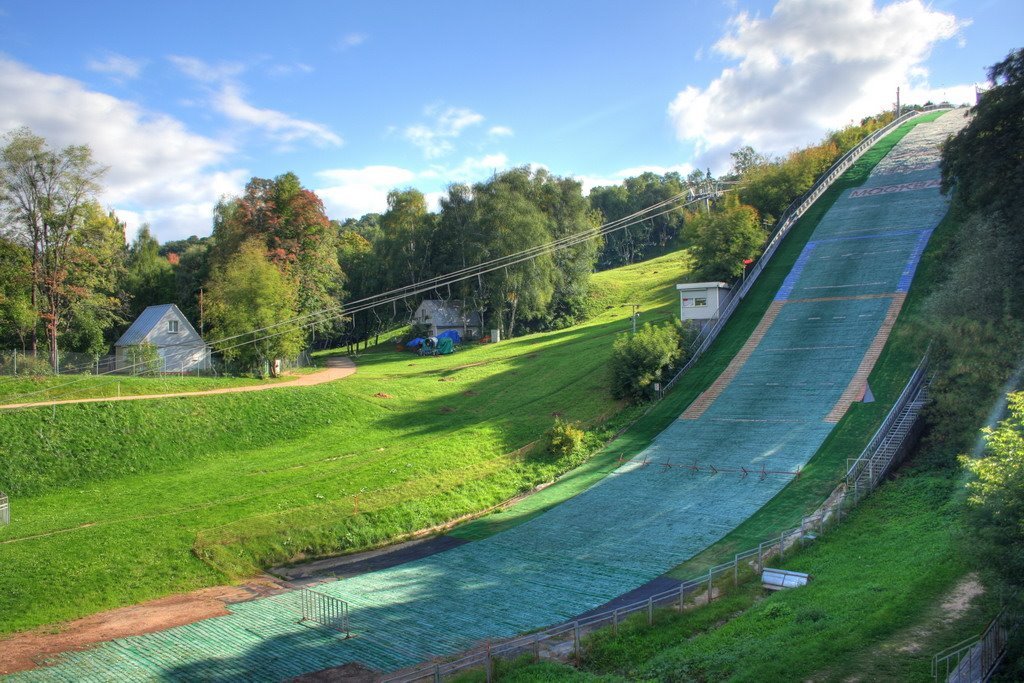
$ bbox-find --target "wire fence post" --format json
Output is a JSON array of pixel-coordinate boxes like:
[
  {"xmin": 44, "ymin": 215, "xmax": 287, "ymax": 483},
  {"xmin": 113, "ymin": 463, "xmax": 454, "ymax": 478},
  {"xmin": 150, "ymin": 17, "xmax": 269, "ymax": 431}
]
[
  {"xmin": 734, "ymin": 555, "xmax": 739, "ymax": 586},
  {"xmin": 647, "ymin": 597, "xmax": 654, "ymax": 625},
  {"xmin": 707, "ymin": 571, "xmax": 713, "ymax": 603}
]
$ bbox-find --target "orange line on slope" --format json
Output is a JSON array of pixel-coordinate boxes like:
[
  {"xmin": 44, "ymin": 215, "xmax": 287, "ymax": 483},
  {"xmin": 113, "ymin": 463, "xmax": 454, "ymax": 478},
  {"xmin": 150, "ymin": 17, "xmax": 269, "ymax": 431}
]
[
  {"xmin": 680, "ymin": 301, "xmax": 785, "ymax": 420},
  {"xmin": 824, "ymin": 292, "xmax": 906, "ymax": 423}
]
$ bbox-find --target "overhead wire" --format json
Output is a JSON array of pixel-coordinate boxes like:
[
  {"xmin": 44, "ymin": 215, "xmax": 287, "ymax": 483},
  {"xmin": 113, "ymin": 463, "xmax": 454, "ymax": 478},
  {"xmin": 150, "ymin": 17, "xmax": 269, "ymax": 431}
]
[{"xmin": 2, "ymin": 186, "xmax": 727, "ymax": 405}]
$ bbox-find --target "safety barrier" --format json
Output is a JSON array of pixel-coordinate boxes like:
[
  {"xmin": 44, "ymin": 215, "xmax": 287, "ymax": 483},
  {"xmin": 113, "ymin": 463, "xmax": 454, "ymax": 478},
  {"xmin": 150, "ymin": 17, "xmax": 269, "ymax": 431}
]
[
  {"xmin": 932, "ymin": 606, "xmax": 1011, "ymax": 681},
  {"xmin": 380, "ymin": 356, "xmax": 931, "ymax": 682},
  {"xmin": 0, "ymin": 491, "xmax": 8, "ymax": 525},
  {"xmin": 846, "ymin": 353, "xmax": 930, "ymax": 498},
  {"xmin": 663, "ymin": 107, "xmax": 947, "ymax": 395}
]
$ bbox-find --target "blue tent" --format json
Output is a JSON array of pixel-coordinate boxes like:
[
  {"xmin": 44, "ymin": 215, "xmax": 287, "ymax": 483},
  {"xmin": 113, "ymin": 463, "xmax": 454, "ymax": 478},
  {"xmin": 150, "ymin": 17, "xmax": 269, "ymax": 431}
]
[
  {"xmin": 405, "ymin": 337, "xmax": 425, "ymax": 348},
  {"xmin": 437, "ymin": 329, "xmax": 462, "ymax": 344}
]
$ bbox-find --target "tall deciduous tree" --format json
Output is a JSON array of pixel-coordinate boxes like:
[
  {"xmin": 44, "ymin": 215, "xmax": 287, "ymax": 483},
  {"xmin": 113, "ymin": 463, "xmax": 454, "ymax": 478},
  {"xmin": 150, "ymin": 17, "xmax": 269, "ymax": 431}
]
[
  {"xmin": 685, "ymin": 195, "xmax": 764, "ymax": 281},
  {"xmin": 205, "ymin": 239, "xmax": 303, "ymax": 376},
  {"xmin": 0, "ymin": 237, "xmax": 34, "ymax": 350},
  {"xmin": 62, "ymin": 203, "xmax": 128, "ymax": 356},
  {"xmin": 0, "ymin": 127, "xmax": 107, "ymax": 369},
  {"xmin": 212, "ymin": 172, "xmax": 343, "ymax": 340},
  {"xmin": 124, "ymin": 224, "xmax": 175, "ymax": 319}
]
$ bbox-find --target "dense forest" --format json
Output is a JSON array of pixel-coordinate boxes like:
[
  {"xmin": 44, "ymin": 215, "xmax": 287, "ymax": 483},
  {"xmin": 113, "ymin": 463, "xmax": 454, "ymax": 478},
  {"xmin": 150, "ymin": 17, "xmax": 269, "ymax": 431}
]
[{"xmin": 0, "ymin": 110, "xmax": 897, "ymax": 374}]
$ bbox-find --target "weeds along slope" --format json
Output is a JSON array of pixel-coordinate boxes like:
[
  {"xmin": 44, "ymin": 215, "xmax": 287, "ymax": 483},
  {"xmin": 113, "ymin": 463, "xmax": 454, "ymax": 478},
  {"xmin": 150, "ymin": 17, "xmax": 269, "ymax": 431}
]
[{"xmin": 0, "ymin": 250, "xmax": 690, "ymax": 634}]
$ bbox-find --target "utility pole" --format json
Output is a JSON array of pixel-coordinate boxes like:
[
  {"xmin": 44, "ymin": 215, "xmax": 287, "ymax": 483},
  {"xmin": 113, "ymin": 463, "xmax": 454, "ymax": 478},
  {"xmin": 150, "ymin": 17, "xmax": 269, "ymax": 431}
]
[
  {"xmin": 199, "ymin": 288, "xmax": 205, "ymax": 336},
  {"xmin": 896, "ymin": 86, "xmax": 901, "ymax": 118}
]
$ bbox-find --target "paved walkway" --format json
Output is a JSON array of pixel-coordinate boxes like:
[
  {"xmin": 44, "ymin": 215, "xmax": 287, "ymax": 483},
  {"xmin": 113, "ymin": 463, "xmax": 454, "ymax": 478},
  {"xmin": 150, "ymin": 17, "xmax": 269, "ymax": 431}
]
[{"xmin": 0, "ymin": 356, "xmax": 356, "ymax": 411}]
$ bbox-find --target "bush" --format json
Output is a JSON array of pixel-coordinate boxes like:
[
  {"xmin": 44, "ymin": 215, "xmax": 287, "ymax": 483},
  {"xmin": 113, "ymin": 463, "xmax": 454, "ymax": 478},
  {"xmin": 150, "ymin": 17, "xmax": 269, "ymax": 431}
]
[
  {"xmin": 546, "ymin": 417, "xmax": 585, "ymax": 459},
  {"xmin": 0, "ymin": 351, "xmax": 52, "ymax": 376},
  {"xmin": 125, "ymin": 342, "xmax": 162, "ymax": 376},
  {"xmin": 609, "ymin": 320, "xmax": 693, "ymax": 403}
]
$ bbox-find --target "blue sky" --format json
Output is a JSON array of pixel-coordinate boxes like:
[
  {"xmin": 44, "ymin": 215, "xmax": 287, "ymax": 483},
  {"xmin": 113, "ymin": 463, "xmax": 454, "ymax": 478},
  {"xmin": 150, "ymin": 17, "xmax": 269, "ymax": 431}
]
[{"xmin": 0, "ymin": 0, "xmax": 1019, "ymax": 241}]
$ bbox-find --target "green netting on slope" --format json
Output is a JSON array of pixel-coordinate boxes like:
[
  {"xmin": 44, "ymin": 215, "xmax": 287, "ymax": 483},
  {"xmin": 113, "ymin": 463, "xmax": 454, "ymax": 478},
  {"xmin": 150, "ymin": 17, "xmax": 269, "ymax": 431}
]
[{"xmin": 11, "ymin": 111, "xmax": 967, "ymax": 681}]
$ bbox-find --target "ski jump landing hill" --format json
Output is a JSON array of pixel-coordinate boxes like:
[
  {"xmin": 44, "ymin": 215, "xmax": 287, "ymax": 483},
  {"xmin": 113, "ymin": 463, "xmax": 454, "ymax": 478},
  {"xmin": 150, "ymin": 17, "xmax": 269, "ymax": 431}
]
[{"xmin": 12, "ymin": 110, "xmax": 968, "ymax": 681}]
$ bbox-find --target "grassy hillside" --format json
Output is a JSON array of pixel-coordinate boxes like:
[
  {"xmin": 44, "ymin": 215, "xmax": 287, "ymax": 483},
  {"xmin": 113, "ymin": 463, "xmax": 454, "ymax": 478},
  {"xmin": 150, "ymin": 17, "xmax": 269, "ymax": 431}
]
[
  {"xmin": 0, "ymin": 249, "xmax": 692, "ymax": 634},
  {"xmin": 0, "ymin": 371, "xmax": 306, "ymax": 406}
]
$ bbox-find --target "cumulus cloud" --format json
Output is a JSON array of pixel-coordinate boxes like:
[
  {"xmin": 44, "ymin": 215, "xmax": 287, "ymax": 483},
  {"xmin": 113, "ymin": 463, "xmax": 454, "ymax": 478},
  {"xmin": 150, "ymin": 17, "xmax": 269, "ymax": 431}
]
[
  {"xmin": 315, "ymin": 154, "xmax": 512, "ymax": 220},
  {"xmin": 0, "ymin": 56, "xmax": 244, "ymax": 241},
  {"xmin": 404, "ymin": 105, "xmax": 485, "ymax": 158},
  {"xmin": 668, "ymin": 0, "xmax": 970, "ymax": 171},
  {"xmin": 170, "ymin": 55, "xmax": 341, "ymax": 148},
  {"xmin": 315, "ymin": 165, "xmax": 417, "ymax": 219},
  {"xmin": 576, "ymin": 163, "xmax": 696, "ymax": 195},
  {"xmin": 87, "ymin": 53, "xmax": 145, "ymax": 80}
]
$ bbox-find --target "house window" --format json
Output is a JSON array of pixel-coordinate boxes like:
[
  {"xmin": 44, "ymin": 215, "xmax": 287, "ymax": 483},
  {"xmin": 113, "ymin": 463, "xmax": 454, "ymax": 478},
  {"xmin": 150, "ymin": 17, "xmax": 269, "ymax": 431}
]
[
  {"xmin": 694, "ymin": 297, "xmax": 708, "ymax": 307},
  {"xmin": 168, "ymin": 319, "xmax": 179, "ymax": 334}
]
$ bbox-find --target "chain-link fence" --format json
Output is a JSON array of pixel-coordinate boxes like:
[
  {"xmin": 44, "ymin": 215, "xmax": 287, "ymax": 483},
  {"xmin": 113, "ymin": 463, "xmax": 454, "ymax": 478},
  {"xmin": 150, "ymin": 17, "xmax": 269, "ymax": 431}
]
[{"xmin": 0, "ymin": 348, "xmax": 315, "ymax": 378}]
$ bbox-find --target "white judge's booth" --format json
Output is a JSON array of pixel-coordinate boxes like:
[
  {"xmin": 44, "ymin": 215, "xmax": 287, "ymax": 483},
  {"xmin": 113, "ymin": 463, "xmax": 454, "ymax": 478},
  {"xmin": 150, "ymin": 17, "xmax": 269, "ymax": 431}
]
[{"xmin": 676, "ymin": 282, "xmax": 732, "ymax": 331}]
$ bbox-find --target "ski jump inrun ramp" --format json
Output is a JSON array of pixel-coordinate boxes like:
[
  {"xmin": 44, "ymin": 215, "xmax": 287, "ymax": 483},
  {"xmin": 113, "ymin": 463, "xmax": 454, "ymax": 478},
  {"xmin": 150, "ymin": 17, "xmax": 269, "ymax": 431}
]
[{"xmin": 12, "ymin": 110, "xmax": 968, "ymax": 681}]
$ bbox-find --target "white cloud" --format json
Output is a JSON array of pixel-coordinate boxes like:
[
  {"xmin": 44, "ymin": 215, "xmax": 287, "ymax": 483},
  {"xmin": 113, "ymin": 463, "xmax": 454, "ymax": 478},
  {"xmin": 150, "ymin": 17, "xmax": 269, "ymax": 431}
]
[
  {"xmin": 576, "ymin": 164, "xmax": 696, "ymax": 195},
  {"xmin": 170, "ymin": 55, "xmax": 341, "ymax": 148},
  {"xmin": 315, "ymin": 165, "xmax": 417, "ymax": 219},
  {"xmin": 435, "ymin": 153, "xmax": 509, "ymax": 183},
  {"xmin": 488, "ymin": 125, "xmax": 514, "ymax": 137},
  {"xmin": 668, "ymin": 0, "xmax": 970, "ymax": 171},
  {"xmin": 87, "ymin": 53, "xmax": 145, "ymax": 80},
  {"xmin": 315, "ymin": 154, "xmax": 511, "ymax": 220},
  {"xmin": 0, "ymin": 56, "xmax": 244, "ymax": 241},
  {"xmin": 338, "ymin": 33, "xmax": 367, "ymax": 50},
  {"xmin": 168, "ymin": 55, "xmax": 245, "ymax": 83},
  {"xmin": 213, "ymin": 83, "xmax": 342, "ymax": 147},
  {"xmin": 267, "ymin": 62, "xmax": 314, "ymax": 78},
  {"xmin": 404, "ymin": 105, "xmax": 485, "ymax": 158}
]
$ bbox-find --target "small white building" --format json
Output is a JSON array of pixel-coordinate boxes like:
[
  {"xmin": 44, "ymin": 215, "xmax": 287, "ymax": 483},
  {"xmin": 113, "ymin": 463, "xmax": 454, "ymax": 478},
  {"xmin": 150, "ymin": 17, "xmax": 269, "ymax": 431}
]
[
  {"xmin": 412, "ymin": 300, "xmax": 483, "ymax": 338},
  {"xmin": 115, "ymin": 304, "xmax": 211, "ymax": 373},
  {"xmin": 676, "ymin": 282, "xmax": 732, "ymax": 330}
]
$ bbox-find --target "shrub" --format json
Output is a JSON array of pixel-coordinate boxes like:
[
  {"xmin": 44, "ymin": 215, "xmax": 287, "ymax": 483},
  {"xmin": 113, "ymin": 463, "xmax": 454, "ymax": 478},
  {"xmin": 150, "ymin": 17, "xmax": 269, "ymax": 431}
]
[
  {"xmin": 125, "ymin": 342, "xmax": 162, "ymax": 376},
  {"xmin": 609, "ymin": 320, "xmax": 692, "ymax": 403},
  {"xmin": 546, "ymin": 417, "xmax": 586, "ymax": 459}
]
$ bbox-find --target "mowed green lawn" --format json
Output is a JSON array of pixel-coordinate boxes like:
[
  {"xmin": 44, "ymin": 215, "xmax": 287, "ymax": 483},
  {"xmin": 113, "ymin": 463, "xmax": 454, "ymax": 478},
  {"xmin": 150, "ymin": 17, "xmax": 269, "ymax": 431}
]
[
  {"xmin": 0, "ymin": 371, "xmax": 307, "ymax": 406},
  {"xmin": 0, "ymin": 250, "xmax": 693, "ymax": 635}
]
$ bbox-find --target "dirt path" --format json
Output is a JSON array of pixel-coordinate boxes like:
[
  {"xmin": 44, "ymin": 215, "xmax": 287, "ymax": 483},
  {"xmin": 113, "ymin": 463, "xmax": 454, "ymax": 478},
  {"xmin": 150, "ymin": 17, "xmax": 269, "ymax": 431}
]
[
  {"xmin": 0, "ymin": 356, "xmax": 356, "ymax": 410},
  {"xmin": 0, "ymin": 578, "xmax": 289, "ymax": 675}
]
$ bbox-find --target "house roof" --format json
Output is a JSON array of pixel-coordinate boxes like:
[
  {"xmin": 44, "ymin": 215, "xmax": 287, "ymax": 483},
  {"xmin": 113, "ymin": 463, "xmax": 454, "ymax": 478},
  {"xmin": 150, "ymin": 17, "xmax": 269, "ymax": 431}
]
[
  {"xmin": 115, "ymin": 304, "xmax": 204, "ymax": 346},
  {"xmin": 416, "ymin": 300, "xmax": 482, "ymax": 327}
]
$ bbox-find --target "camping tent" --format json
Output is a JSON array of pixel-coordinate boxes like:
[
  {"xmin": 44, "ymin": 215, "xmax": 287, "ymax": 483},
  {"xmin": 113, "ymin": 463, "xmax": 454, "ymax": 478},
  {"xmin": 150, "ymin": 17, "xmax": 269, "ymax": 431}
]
[{"xmin": 437, "ymin": 329, "xmax": 461, "ymax": 344}]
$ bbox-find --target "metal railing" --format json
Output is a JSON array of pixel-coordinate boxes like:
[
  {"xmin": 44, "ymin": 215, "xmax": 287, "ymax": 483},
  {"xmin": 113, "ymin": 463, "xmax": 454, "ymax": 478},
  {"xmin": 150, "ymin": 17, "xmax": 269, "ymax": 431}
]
[
  {"xmin": 846, "ymin": 353, "xmax": 930, "ymax": 497},
  {"xmin": 379, "ymin": 357, "xmax": 932, "ymax": 682},
  {"xmin": 932, "ymin": 607, "xmax": 1011, "ymax": 681},
  {"xmin": 663, "ymin": 108, "xmax": 946, "ymax": 395},
  {"xmin": 300, "ymin": 588, "xmax": 351, "ymax": 638}
]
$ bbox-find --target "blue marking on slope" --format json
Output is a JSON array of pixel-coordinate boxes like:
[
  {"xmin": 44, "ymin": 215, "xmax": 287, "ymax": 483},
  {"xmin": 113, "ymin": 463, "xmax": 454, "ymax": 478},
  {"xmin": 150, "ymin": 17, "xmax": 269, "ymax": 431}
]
[
  {"xmin": 775, "ymin": 242, "xmax": 816, "ymax": 301},
  {"xmin": 897, "ymin": 228, "xmax": 934, "ymax": 292}
]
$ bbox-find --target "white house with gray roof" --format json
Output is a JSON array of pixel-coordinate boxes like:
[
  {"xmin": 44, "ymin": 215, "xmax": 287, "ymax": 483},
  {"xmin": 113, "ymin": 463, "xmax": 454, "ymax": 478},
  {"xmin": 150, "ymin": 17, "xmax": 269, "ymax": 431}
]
[
  {"xmin": 412, "ymin": 300, "xmax": 483, "ymax": 338},
  {"xmin": 115, "ymin": 304, "xmax": 211, "ymax": 373}
]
